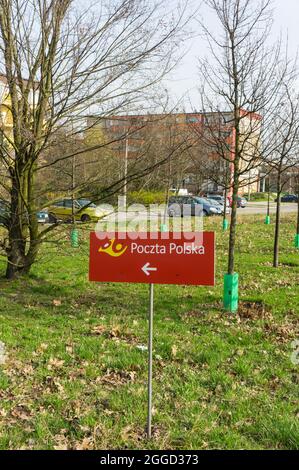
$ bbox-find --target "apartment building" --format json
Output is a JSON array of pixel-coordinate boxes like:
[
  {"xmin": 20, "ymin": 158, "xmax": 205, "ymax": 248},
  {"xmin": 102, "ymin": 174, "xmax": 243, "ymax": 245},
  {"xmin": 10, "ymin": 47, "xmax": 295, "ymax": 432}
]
[{"xmin": 86, "ymin": 110, "xmax": 262, "ymax": 196}]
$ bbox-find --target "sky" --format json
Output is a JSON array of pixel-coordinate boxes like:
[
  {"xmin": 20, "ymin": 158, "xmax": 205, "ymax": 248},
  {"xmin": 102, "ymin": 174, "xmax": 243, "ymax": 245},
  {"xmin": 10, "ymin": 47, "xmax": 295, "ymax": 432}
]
[{"xmin": 166, "ymin": 0, "xmax": 299, "ymax": 109}]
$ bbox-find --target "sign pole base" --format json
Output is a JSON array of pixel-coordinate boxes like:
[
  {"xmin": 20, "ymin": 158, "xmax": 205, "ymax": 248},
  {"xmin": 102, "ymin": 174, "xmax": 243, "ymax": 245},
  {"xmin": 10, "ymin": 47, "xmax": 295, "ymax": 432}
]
[
  {"xmin": 295, "ymin": 234, "xmax": 299, "ymax": 248},
  {"xmin": 147, "ymin": 283, "xmax": 154, "ymax": 439},
  {"xmin": 223, "ymin": 273, "xmax": 239, "ymax": 313}
]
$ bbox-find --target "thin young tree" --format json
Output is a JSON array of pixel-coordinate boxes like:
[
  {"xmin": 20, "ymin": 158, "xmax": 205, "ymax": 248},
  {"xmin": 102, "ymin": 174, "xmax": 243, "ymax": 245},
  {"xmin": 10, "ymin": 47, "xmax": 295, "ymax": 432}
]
[
  {"xmin": 0, "ymin": 0, "xmax": 191, "ymax": 279},
  {"xmin": 197, "ymin": 0, "xmax": 291, "ymax": 311},
  {"xmin": 268, "ymin": 88, "xmax": 299, "ymax": 266},
  {"xmin": 296, "ymin": 169, "xmax": 299, "ymax": 248}
]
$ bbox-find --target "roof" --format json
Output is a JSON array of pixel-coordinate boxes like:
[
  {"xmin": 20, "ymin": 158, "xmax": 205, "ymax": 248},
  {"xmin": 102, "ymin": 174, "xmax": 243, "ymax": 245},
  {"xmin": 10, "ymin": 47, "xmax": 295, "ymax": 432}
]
[{"xmin": 0, "ymin": 74, "xmax": 39, "ymax": 88}]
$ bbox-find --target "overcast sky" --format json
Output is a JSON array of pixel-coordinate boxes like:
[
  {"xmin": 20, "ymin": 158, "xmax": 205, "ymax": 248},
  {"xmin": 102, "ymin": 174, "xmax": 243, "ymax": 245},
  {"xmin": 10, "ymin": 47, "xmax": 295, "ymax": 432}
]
[{"xmin": 166, "ymin": 0, "xmax": 299, "ymax": 109}]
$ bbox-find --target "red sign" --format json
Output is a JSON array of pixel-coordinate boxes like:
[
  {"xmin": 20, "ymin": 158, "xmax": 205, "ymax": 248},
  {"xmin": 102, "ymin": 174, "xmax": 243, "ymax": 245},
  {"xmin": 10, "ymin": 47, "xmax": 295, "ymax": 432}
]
[{"xmin": 89, "ymin": 232, "xmax": 215, "ymax": 286}]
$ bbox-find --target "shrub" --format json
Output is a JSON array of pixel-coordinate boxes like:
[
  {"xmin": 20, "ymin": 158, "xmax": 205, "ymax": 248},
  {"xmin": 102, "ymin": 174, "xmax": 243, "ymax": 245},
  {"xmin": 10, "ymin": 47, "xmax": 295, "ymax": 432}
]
[
  {"xmin": 243, "ymin": 192, "xmax": 277, "ymax": 201},
  {"xmin": 128, "ymin": 190, "xmax": 166, "ymax": 206}
]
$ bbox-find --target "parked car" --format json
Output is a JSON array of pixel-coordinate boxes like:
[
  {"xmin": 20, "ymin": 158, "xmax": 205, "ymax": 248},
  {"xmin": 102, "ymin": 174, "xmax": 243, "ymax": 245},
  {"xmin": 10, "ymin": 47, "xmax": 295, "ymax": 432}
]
[
  {"xmin": 37, "ymin": 210, "xmax": 49, "ymax": 223},
  {"xmin": 275, "ymin": 194, "xmax": 298, "ymax": 203},
  {"xmin": 206, "ymin": 194, "xmax": 230, "ymax": 205},
  {"xmin": 237, "ymin": 196, "xmax": 247, "ymax": 208},
  {"xmin": 169, "ymin": 188, "xmax": 189, "ymax": 196},
  {"xmin": 0, "ymin": 199, "xmax": 9, "ymax": 226},
  {"xmin": 0, "ymin": 200, "xmax": 49, "ymax": 225},
  {"xmin": 205, "ymin": 195, "xmax": 231, "ymax": 214},
  {"xmin": 168, "ymin": 196, "xmax": 222, "ymax": 216},
  {"xmin": 227, "ymin": 196, "xmax": 247, "ymax": 208},
  {"xmin": 46, "ymin": 198, "xmax": 109, "ymax": 223}
]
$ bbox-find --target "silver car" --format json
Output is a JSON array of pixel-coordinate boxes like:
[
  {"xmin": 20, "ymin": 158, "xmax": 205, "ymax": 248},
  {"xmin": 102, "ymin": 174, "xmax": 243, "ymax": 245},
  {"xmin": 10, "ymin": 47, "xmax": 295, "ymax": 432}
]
[{"xmin": 206, "ymin": 197, "xmax": 230, "ymax": 214}]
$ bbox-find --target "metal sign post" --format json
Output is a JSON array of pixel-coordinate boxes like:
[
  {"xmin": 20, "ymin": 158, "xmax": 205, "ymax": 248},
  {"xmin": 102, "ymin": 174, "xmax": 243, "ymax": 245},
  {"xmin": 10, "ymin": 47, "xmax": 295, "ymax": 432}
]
[
  {"xmin": 89, "ymin": 232, "xmax": 215, "ymax": 441},
  {"xmin": 147, "ymin": 283, "xmax": 154, "ymax": 439}
]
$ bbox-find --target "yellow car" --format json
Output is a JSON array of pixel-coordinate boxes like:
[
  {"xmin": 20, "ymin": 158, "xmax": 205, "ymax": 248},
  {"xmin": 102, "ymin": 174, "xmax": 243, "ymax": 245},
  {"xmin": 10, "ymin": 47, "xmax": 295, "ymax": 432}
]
[{"xmin": 46, "ymin": 198, "xmax": 108, "ymax": 223}]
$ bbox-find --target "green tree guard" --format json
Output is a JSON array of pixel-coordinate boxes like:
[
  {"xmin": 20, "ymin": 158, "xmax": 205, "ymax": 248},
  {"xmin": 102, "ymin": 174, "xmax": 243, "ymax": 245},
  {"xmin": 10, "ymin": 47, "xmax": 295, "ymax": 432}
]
[
  {"xmin": 223, "ymin": 273, "xmax": 239, "ymax": 313},
  {"xmin": 223, "ymin": 219, "xmax": 229, "ymax": 231},
  {"xmin": 265, "ymin": 215, "xmax": 271, "ymax": 225},
  {"xmin": 71, "ymin": 228, "xmax": 79, "ymax": 248},
  {"xmin": 295, "ymin": 234, "xmax": 299, "ymax": 248}
]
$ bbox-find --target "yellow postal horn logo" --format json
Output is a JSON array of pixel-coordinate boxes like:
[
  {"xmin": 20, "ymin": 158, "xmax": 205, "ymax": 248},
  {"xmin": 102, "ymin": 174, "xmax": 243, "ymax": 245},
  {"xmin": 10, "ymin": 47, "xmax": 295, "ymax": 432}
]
[{"xmin": 98, "ymin": 239, "xmax": 128, "ymax": 257}]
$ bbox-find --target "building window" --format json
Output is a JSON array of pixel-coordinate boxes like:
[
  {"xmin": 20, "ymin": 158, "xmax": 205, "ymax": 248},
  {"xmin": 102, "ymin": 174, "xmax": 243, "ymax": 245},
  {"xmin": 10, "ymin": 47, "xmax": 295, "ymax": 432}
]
[{"xmin": 186, "ymin": 116, "xmax": 200, "ymax": 123}]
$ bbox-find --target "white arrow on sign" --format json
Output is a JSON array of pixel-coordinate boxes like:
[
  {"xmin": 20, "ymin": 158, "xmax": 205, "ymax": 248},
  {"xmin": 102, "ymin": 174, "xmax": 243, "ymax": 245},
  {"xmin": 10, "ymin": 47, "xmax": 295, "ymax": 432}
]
[{"xmin": 142, "ymin": 262, "xmax": 158, "ymax": 276}]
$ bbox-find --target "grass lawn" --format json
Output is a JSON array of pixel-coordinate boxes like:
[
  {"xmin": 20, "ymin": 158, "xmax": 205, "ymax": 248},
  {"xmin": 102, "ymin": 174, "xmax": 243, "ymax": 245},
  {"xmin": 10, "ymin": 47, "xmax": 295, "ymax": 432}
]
[{"xmin": 0, "ymin": 214, "xmax": 298, "ymax": 450}]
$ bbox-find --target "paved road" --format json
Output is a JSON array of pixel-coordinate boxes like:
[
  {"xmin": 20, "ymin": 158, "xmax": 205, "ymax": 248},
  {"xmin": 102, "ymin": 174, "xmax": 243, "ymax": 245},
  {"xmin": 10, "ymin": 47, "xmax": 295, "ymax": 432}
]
[
  {"xmin": 100, "ymin": 201, "xmax": 297, "ymax": 225},
  {"xmin": 239, "ymin": 202, "xmax": 297, "ymax": 215}
]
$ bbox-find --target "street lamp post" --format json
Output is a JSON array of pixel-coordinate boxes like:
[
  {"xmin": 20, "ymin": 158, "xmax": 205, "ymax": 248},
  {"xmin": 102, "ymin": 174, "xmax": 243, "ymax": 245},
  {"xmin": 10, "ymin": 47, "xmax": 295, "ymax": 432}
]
[{"xmin": 265, "ymin": 176, "xmax": 271, "ymax": 225}]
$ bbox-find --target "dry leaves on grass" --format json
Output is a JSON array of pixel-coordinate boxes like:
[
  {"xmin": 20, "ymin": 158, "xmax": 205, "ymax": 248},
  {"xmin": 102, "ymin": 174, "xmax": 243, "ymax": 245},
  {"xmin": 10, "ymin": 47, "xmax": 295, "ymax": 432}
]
[
  {"xmin": 99, "ymin": 369, "xmax": 137, "ymax": 387},
  {"xmin": 47, "ymin": 357, "xmax": 65, "ymax": 370},
  {"xmin": 90, "ymin": 325, "xmax": 122, "ymax": 338},
  {"xmin": 237, "ymin": 301, "xmax": 272, "ymax": 321},
  {"xmin": 22, "ymin": 365, "xmax": 35, "ymax": 376},
  {"xmin": 181, "ymin": 303, "xmax": 222, "ymax": 320},
  {"xmin": 121, "ymin": 425, "xmax": 145, "ymax": 444},
  {"xmin": 91, "ymin": 325, "xmax": 106, "ymax": 336},
  {"xmin": 53, "ymin": 432, "xmax": 69, "ymax": 451},
  {"xmin": 10, "ymin": 404, "xmax": 32, "ymax": 422},
  {"xmin": 264, "ymin": 322, "xmax": 297, "ymax": 344},
  {"xmin": 171, "ymin": 345, "xmax": 178, "ymax": 358},
  {"xmin": 181, "ymin": 310, "xmax": 203, "ymax": 319},
  {"xmin": 66, "ymin": 345, "xmax": 74, "ymax": 355},
  {"xmin": 36, "ymin": 343, "xmax": 49, "ymax": 353},
  {"xmin": 53, "ymin": 429, "xmax": 98, "ymax": 450},
  {"xmin": 74, "ymin": 437, "xmax": 94, "ymax": 450},
  {"xmin": 90, "ymin": 324, "xmax": 138, "ymax": 345},
  {"xmin": 43, "ymin": 376, "xmax": 66, "ymax": 396},
  {"xmin": 109, "ymin": 326, "xmax": 121, "ymax": 339}
]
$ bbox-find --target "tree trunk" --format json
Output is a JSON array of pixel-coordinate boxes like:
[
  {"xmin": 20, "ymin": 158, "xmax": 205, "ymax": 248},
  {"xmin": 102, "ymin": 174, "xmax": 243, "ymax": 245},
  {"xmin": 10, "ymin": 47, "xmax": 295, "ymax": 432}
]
[
  {"xmin": 273, "ymin": 172, "xmax": 282, "ymax": 268},
  {"xmin": 5, "ymin": 242, "xmax": 26, "ymax": 279},
  {"xmin": 5, "ymin": 173, "xmax": 26, "ymax": 279},
  {"xmin": 227, "ymin": 172, "xmax": 239, "ymax": 274},
  {"xmin": 6, "ymin": 222, "xmax": 27, "ymax": 279},
  {"xmin": 267, "ymin": 190, "xmax": 270, "ymax": 216},
  {"xmin": 223, "ymin": 185, "xmax": 228, "ymax": 225},
  {"xmin": 25, "ymin": 165, "xmax": 40, "ymax": 274},
  {"xmin": 223, "ymin": 161, "xmax": 230, "ymax": 226},
  {"xmin": 6, "ymin": 228, "xmax": 40, "ymax": 280},
  {"xmin": 5, "ymin": 168, "xmax": 40, "ymax": 279},
  {"xmin": 297, "ymin": 180, "xmax": 299, "ymax": 235}
]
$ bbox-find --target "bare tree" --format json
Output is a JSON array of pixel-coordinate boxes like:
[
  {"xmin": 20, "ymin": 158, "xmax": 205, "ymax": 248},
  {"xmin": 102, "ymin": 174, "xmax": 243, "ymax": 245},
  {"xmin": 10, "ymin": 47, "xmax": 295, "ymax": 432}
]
[
  {"xmin": 133, "ymin": 114, "xmax": 194, "ymax": 192},
  {"xmin": 296, "ymin": 170, "xmax": 299, "ymax": 247},
  {"xmin": 0, "ymin": 0, "xmax": 191, "ymax": 279},
  {"xmin": 267, "ymin": 88, "xmax": 299, "ymax": 266},
  {"xmin": 196, "ymin": 0, "xmax": 292, "ymax": 311}
]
